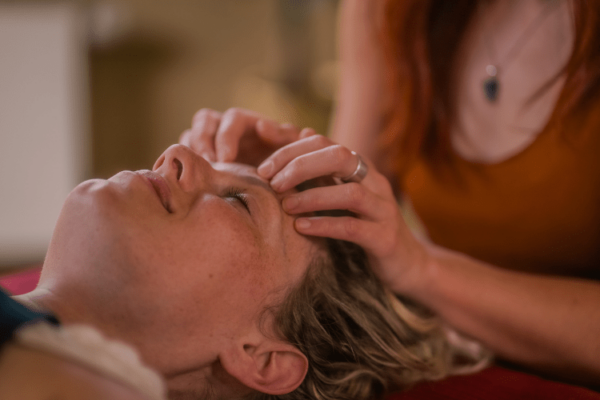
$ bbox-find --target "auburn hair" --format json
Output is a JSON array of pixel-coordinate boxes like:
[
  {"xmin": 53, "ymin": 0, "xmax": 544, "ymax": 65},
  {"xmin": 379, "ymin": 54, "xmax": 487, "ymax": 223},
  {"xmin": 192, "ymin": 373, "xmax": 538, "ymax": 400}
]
[{"xmin": 377, "ymin": 0, "xmax": 600, "ymax": 180}]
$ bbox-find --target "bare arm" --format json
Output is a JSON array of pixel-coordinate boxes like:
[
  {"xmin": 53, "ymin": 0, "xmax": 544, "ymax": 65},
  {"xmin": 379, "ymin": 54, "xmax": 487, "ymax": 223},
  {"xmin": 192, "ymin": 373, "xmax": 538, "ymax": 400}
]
[
  {"xmin": 256, "ymin": 0, "xmax": 600, "ymax": 382},
  {"xmin": 330, "ymin": 0, "xmax": 387, "ymax": 161},
  {"xmin": 406, "ymin": 243, "xmax": 600, "ymax": 385},
  {"xmin": 256, "ymin": 134, "xmax": 600, "ymax": 384}
]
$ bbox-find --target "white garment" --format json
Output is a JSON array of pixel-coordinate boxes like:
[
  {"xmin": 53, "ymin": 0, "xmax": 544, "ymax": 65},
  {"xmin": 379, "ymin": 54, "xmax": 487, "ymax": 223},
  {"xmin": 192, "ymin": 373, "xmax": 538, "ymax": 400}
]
[{"xmin": 15, "ymin": 322, "xmax": 166, "ymax": 400}]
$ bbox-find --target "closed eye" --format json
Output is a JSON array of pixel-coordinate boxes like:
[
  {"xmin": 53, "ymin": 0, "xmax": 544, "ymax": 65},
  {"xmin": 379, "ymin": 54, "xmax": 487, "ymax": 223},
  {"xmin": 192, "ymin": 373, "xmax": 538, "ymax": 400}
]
[{"xmin": 224, "ymin": 188, "xmax": 251, "ymax": 214}]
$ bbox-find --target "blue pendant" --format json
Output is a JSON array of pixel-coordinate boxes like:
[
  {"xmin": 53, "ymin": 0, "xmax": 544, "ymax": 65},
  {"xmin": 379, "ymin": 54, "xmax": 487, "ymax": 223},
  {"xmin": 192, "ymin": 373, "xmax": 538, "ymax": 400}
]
[{"xmin": 484, "ymin": 76, "xmax": 499, "ymax": 102}]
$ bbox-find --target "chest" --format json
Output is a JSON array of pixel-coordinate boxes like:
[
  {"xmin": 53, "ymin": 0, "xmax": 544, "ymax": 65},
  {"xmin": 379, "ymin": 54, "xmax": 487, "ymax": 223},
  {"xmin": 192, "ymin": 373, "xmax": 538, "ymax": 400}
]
[
  {"xmin": 450, "ymin": 0, "xmax": 574, "ymax": 163},
  {"xmin": 402, "ymin": 118, "xmax": 600, "ymax": 276}
]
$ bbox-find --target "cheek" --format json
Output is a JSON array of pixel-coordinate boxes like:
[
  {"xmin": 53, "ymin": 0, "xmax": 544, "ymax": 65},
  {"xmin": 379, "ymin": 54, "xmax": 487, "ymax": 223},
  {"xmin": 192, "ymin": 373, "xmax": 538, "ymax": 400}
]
[
  {"xmin": 47, "ymin": 180, "xmax": 146, "ymax": 274},
  {"xmin": 132, "ymin": 204, "xmax": 267, "ymax": 299}
]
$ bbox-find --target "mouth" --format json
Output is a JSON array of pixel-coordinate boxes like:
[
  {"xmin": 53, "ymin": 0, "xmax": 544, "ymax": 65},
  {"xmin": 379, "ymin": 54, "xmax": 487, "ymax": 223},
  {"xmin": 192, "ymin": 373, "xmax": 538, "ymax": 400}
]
[{"xmin": 136, "ymin": 170, "xmax": 173, "ymax": 213}]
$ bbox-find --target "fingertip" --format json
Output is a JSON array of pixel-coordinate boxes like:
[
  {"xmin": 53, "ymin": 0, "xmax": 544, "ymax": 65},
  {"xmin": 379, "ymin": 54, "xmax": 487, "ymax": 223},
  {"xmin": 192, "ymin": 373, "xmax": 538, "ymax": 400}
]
[
  {"xmin": 216, "ymin": 145, "xmax": 233, "ymax": 162},
  {"xmin": 269, "ymin": 173, "xmax": 285, "ymax": 192},
  {"xmin": 281, "ymin": 195, "xmax": 299, "ymax": 212},
  {"xmin": 256, "ymin": 119, "xmax": 278, "ymax": 141},
  {"xmin": 201, "ymin": 151, "xmax": 216, "ymax": 163},
  {"xmin": 179, "ymin": 129, "xmax": 192, "ymax": 145},
  {"xmin": 299, "ymin": 127, "xmax": 316, "ymax": 139},
  {"xmin": 281, "ymin": 122, "xmax": 298, "ymax": 135},
  {"xmin": 257, "ymin": 160, "xmax": 274, "ymax": 178},
  {"xmin": 255, "ymin": 118, "xmax": 266, "ymax": 132},
  {"xmin": 295, "ymin": 218, "xmax": 312, "ymax": 230}
]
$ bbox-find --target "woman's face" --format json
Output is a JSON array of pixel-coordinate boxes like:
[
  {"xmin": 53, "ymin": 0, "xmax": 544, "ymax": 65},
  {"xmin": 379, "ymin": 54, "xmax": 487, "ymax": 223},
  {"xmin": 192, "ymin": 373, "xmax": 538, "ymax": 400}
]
[{"xmin": 43, "ymin": 144, "xmax": 318, "ymax": 376}]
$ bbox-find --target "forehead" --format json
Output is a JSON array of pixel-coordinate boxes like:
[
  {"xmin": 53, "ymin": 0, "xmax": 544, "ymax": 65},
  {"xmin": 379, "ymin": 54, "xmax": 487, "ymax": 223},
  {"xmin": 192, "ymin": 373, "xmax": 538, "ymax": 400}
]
[
  {"xmin": 212, "ymin": 162, "xmax": 304, "ymax": 203},
  {"xmin": 213, "ymin": 162, "xmax": 274, "ymax": 191},
  {"xmin": 213, "ymin": 161, "xmax": 317, "ymax": 280}
]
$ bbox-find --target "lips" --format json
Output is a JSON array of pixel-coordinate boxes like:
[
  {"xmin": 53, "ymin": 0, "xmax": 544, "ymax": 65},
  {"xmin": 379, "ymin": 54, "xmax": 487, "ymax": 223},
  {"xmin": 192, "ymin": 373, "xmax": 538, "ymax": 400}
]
[{"xmin": 136, "ymin": 170, "xmax": 173, "ymax": 213}]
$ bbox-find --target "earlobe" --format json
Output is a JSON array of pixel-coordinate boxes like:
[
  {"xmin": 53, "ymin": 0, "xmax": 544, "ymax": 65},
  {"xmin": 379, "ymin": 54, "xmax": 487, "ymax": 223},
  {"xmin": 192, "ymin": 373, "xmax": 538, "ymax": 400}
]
[{"xmin": 220, "ymin": 338, "xmax": 308, "ymax": 396}]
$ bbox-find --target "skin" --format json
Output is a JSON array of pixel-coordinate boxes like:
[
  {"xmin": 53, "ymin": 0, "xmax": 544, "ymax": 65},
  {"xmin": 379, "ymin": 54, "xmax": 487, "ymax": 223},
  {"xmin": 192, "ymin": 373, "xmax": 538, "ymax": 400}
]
[
  {"xmin": 178, "ymin": 0, "xmax": 600, "ymax": 385},
  {"xmin": 0, "ymin": 342, "xmax": 148, "ymax": 400},
  {"xmin": 450, "ymin": 0, "xmax": 574, "ymax": 162},
  {"xmin": 17, "ymin": 144, "xmax": 317, "ymax": 397},
  {"xmin": 331, "ymin": 0, "xmax": 575, "ymax": 165},
  {"xmin": 180, "ymin": 108, "xmax": 301, "ymax": 166},
  {"xmin": 327, "ymin": 0, "xmax": 600, "ymax": 384}
]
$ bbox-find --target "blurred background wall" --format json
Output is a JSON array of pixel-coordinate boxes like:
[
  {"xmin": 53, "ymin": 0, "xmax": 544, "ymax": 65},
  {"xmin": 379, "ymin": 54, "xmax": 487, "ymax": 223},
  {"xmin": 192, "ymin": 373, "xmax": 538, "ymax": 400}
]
[{"xmin": 0, "ymin": 0, "xmax": 339, "ymax": 269}]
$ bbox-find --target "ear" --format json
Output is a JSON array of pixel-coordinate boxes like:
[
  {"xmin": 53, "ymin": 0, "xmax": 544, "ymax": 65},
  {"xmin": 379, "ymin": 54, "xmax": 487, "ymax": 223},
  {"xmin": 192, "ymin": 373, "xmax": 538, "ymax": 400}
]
[{"xmin": 220, "ymin": 336, "xmax": 308, "ymax": 396}]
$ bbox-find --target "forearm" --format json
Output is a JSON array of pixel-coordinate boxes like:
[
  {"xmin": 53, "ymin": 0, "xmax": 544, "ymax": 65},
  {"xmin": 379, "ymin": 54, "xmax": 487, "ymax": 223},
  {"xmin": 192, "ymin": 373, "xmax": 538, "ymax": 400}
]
[
  {"xmin": 403, "ymin": 243, "xmax": 600, "ymax": 384},
  {"xmin": 330, "ymin": 0, "xmax": 386, "ymax": 159}
]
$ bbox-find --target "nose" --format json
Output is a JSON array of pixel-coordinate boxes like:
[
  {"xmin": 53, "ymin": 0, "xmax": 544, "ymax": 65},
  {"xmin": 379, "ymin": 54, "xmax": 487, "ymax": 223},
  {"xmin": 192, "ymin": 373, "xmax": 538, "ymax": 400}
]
[{"xmin": 153, "ymin": 144, "xmax": 212, "ymax": 193}]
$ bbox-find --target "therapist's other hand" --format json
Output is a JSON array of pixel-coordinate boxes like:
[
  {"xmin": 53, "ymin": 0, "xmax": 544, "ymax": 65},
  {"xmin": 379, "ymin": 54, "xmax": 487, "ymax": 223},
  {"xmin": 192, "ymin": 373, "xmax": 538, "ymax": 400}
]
[
  {"xmin": 257, "ymin": 133, "xmax": 429, "ymax": 294},
  {"xmin": 179, "ymin": 108, "xmax": 301, "ymax": 166}
]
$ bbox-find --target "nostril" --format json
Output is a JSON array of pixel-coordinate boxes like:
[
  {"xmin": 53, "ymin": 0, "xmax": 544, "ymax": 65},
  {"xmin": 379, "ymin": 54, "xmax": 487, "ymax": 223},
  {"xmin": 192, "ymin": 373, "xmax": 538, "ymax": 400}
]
[{"xmin": 174, "ymin": 158, "xmax": 183, "ymax": 180}]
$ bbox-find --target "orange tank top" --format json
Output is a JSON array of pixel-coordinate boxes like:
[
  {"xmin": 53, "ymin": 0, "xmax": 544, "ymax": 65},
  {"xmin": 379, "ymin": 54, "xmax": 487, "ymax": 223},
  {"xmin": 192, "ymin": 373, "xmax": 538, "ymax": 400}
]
[{"xmin": 402, "ymin": 105, "xmax": 600, "ymax": 279}]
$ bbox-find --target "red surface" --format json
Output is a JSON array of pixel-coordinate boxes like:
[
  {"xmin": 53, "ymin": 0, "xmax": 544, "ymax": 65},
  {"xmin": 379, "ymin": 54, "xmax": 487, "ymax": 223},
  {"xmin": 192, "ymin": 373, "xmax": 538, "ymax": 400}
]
[
  {"xmin": 0, "ymin": 267, "xmax": 42, "ymax": 295},
  {"xmin": 389, "ymin": 366, "xmax": 600, "ymax": 400},
  {"xmin": 1, "ymin": 268, "xmax": 598, "ymax": 399}
]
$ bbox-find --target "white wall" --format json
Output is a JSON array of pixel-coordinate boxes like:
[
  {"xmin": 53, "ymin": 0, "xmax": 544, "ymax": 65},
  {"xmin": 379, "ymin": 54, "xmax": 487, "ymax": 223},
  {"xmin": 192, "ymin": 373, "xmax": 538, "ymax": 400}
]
[{"xmin": 0, "ymin": 3, "xmax": 89, "ymax": 267}]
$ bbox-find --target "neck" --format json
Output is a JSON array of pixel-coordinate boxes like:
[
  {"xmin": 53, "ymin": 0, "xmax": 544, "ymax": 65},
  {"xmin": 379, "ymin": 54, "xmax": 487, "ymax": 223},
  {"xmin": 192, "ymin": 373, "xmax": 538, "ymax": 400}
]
[
  {"xmin": 13, "ymin": 251, "xmax": 120, "ymax": 329},
  {"xmin": 14, "ymin": 282, "xmax": 216, "ymax": 397},
  {"xmin": 17, "ymin": 262, "xmax": 217, "ymax": 381},
  {"xmin": 450, "ymin": 0, "xmax": 573, "ymax": 162},
  {"xmin": 13, "ymin": 280, "xmax": 92, "ymax": 326}
]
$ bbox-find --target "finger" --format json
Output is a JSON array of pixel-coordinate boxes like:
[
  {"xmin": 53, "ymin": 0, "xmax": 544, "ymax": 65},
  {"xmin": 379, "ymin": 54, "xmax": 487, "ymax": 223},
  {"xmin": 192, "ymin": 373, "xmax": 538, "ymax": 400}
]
[
  {"xmin": 270, "ymin": 145, "xmax": 359, "ymax": 193},
  {"xmin": 214, "ymin": 108, "xmax": 266, "ymax": 162},
  {"xmin": 299, "ymin": 127, "xmax": 317, "ymax": 139},
  {"xmin": 256, "ymin": 120, "xmax": 302, "ymax": 145},
  {"xmin": 349, "ymin": 156, "xmax": 396, "ymax": 199},
  {"xmin": 179, "ymin": 129, "xmax": 193, "ymax": 147},
  {"xmin": 257, "ymin": 134, "xmax": 334, "ymax": 179},
  {"xmin": 281, "ymin": 183, "xmax": 394, "ymax": 221},
  {"xmin": 189, "ymin": 109, "xmax": 222, "ymax": 161},
  {"xmin": 294, "ymin": 216, "xmax": 386, "ymax": 255},
  {"xmin": 192, "ymin": 107, "xmax": 221, "ymax": 127}
]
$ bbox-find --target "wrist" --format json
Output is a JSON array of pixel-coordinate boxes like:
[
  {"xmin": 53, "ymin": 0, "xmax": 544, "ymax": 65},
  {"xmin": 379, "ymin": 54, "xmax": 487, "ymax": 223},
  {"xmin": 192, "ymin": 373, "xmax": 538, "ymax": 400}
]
[{"xmin": 388, "ymin": 238, "xmax": 438, "ymax": 300}]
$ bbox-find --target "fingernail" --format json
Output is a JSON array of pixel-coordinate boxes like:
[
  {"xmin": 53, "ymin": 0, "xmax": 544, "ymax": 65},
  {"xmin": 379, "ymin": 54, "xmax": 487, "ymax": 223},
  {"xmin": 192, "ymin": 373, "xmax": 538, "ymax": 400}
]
[
  {"xmin": 270, "ymin": 173, "xmax": 284, "ymax": 190},
  {"xmin": 257, "ymin": 160, "xmax": 273, "ymax": 177},
  {"xmin": 296, "ymin": 218, "xmax": 311, "ymax": 229},
  {"xmin": 282, "ymin": 196, "xmax": 299, "ymax": 211},
  {"xmin": 255, "ymin": 119, "xmax": 266, "ymax": 132}
]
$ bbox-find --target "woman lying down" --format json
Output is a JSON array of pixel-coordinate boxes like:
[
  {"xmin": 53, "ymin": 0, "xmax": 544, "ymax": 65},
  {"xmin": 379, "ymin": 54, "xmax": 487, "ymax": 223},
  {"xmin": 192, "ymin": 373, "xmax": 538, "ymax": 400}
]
[{"xmin": 0, "ymin": 144, "xmax": 488, "ymax": 400}]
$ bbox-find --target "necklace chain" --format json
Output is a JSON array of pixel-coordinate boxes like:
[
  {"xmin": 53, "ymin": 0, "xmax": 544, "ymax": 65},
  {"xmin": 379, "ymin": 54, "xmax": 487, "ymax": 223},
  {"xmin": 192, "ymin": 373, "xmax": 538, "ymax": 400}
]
[{"xmin": 481, "ymin": 0, "xmax": 560, "ymax": 102}]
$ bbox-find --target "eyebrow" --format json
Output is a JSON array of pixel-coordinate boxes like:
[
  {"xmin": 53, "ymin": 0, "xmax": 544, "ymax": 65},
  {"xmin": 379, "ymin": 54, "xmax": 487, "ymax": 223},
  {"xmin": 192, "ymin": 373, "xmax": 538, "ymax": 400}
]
[
  {"xmin": 237, "ymin": 173, "xmax": 290, "ymax": 257},
  {"xmin": 238, "ymin": 175, "xmax": 275, "ymax": 194}
]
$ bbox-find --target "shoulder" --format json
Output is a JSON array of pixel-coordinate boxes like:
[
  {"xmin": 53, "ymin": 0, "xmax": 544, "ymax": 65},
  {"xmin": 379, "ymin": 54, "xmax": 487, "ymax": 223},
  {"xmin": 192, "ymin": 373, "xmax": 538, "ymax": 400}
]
[{"xmin": 0, "ymin": 341, "xmax": 149, "ymax": 400}]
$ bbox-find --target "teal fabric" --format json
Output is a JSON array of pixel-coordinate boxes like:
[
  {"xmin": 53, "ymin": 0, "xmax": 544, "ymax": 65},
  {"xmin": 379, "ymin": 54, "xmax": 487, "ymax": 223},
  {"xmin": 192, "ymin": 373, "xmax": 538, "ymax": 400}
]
[{"xmin": 0, "ymin": 289, "xmax": 58, "ymax": 346}]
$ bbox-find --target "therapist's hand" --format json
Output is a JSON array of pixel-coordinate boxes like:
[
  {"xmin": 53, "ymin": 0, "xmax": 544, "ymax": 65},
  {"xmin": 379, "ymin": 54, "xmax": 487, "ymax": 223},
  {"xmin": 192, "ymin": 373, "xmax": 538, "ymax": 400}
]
[
  {"xmin": 257, "ymin": 133, "xmax": 430, "ymax": 295},
  {"xmin": 179, "ymin": 108, "xmax": 301, "ymax": 166}
]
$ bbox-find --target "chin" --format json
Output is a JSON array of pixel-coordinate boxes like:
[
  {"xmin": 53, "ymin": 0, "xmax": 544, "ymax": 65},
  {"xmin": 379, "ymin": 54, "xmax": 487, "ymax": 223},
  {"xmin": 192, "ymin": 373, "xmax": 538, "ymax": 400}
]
[{"xmin": 44, "ymin": 179, "xmax": 138, "ymax": 274}]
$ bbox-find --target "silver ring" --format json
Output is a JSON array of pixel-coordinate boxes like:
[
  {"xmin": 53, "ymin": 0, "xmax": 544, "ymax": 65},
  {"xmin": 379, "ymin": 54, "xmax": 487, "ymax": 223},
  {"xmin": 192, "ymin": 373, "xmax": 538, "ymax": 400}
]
[{"xmin": 341, "ymin": 151, "xmax": 368, "ymax": 183}]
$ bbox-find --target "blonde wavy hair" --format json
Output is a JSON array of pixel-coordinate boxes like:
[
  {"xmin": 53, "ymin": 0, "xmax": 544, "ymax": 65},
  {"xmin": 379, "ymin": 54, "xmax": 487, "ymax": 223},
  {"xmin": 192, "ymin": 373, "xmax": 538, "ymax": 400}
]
[{"xmin": 252, "ymin": 238, "xmax": 490, "ymax": 400}]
